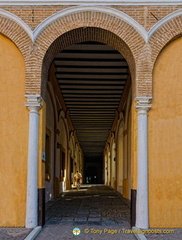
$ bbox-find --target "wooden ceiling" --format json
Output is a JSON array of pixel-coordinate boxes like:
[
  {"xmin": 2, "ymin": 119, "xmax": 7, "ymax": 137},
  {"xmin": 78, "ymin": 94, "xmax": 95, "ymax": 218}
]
[{"xmin": 54, "ymin": 41, "xmax": 129, "ymax": 161}]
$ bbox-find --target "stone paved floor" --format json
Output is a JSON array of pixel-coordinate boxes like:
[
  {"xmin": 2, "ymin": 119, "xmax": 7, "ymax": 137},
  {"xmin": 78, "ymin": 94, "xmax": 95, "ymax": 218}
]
[
  {"xmin": 0, "ymin": 185, "xmax": 181, "ymax": 240},
  {"xmin": 36, "ymin": 185, "xmax": 136, "ymax": 240},
  {"xmin": 0, "ymin": 228, "xmax": 32, "ymax": 240},
  {"xmin": 144, "ymin": 229, "xmax": 182, "ymax": 240}
]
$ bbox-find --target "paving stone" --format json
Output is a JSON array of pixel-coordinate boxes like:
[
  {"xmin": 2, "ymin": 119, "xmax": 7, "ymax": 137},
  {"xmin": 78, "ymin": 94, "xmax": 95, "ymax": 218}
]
[
  {"xmin": 89, "ymin": 214, "xmax": 101, "ymax": 218},
  {"xmin": 74, "ymin": 217, "xmax": 88, "ymax": 223},
  {"xmin": 0, "ymin": 228, "xmax": 32, "ymax": 240},
  {"xmin": 61, "ymin": 217, "xmax": 74, "ymax": 222},
  {"xmin": 77, "ymin": 211, "xmax": 89, "ymax": 215},
  {"xmin": 145, "ymin": 228, "xmax": 182, "ymax": 240},
  {"xmin": 88, "ymin": 217, "xmax": 101, "ymax": 223},
  {"xmin": 102, "ymin": 217, "xmax": 116, "ymax": 225}
]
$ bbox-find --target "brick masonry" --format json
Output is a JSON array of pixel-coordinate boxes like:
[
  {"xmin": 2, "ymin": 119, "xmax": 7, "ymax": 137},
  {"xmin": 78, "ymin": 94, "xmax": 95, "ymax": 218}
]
[{"xmin": 0, "ymin": 4, "xmax": 182, "ymax": 99}]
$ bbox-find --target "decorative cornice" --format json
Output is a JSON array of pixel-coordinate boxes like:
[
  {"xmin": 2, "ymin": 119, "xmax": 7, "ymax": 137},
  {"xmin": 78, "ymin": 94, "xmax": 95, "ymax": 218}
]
[{"xmin": 25, "ymin": 95, "xmax": 42, "ymax": 108}]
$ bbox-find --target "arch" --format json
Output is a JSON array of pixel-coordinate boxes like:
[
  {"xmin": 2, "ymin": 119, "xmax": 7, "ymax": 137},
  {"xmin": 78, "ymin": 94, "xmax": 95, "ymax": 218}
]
[
  {"xmin": 0, "ymin": 9, "xmax": 37, "ymax": 96},
  {"xmin": 148, "ymin": 9, "xmax": 182, "ymax": 41},
  {"xmin": 0, "ymin": 8, "xmax": 33, "ymax": 41},
  {"xmin": 41, "ymin": 26, "xmax": 136, "ymax": 99},
  {"xmin": 0, "ymin": 9, "xmax": 33, "ymax": 59},
  {"xmin": 149, "ymin": 9, "xmax": 182, "ymax": 66},
  {"xmin": 85, "ymin": 166, "xmax": 98, "ymax": 184},
  {"xmin": 36, "ymin": 6, "xmax": 147, "ymax": 98},
  {"xmin": 34, "ymin": 6, "xmax": 147, "ymax": 42}
]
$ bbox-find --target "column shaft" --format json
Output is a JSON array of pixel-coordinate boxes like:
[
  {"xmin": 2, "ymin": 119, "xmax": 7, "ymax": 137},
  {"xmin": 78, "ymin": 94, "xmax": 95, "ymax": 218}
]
[
  {"xmin": 25, "ymin": 95, "xmax": 42, "ymax": 228},
  {"xmin": 135, "ymin": 98, "xmax": 151, "ymax": 229},
  {"xmin": 136, "ymin": 109, "xmax": 148, "ymax": 228},
  {"xmin": 26, "ymin": 107, "xmax": 39, "ymax": 228}
]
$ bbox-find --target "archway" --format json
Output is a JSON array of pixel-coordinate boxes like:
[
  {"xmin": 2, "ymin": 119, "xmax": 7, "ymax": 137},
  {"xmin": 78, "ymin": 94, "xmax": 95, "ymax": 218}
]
[
  {"xmin": 41, "ymin": 26, "xmax": 134, "ymax": 227},
  {"xmin": 85, "ymin": 166, "xmax": 98, "ymax": 184}
]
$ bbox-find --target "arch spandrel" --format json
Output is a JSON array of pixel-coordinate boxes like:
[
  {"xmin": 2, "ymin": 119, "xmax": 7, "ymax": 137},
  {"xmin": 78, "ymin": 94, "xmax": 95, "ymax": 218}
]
[{"xmin": 149, "ymin": 10, "xmax": 182, "ymax": 67}]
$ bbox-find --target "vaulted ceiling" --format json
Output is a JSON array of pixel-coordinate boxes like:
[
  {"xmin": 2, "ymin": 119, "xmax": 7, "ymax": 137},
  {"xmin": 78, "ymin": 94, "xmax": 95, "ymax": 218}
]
[{"xmin": 53, "ymin": 41, "xmax": 129, "ymax": 161}]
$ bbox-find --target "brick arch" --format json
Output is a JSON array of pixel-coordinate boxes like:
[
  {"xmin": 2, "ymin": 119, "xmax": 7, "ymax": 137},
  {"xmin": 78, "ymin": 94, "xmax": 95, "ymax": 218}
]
[
  {"xmin": 0, "ymin": 9, "xmax": 35, "ymax": 94},
  {"xmin": 41, "ymin": 27, "xmax": 136, "ymax": 99},
  {"xmin": 136, "ymin": 43, "xmax": 153, "ymax": 97},
  {"xmin": 34, "ymin": 6, "xmax": 147, "ymax": 43},
  {"xmin": 0, "ymin": 9, "xmax": 33, "ymax": 69},
  {"xmin": 134, "ymin": 11, "xmax": 182, "ymax": 98},
  {"xmin": 34, "ymin": 8, "xmax": 146, "ymax": 99},
  {"xmin": 149, "ymin": 13, "xmax": 182, "ymax": 66}
]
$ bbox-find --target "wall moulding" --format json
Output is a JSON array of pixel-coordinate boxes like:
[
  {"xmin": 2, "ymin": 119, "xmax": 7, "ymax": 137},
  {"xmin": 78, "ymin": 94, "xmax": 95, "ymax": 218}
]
[{"xmin": 0, "ymin": 1, "xmax": 182, "ymax": 6}]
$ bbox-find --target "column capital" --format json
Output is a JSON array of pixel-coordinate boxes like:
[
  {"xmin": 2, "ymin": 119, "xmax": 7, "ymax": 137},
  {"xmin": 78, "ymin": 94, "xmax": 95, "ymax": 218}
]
[
  {"xmin": 135, "ymin": 97, "xmax": 152, "ymax": 112},
  {"xmin": 25, "ymin": 95, "xmax": 42, "ymax": 110}
]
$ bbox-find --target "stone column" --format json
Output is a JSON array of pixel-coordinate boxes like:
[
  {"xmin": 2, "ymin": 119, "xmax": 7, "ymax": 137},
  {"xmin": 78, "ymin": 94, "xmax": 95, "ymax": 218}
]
[
  {"xmin": 25, "ymin": 95, "xmax": 42, "ymax": 228},
  {"xmin": 135, "ymin": 97, "xmax": 152, "ymax": 229}
]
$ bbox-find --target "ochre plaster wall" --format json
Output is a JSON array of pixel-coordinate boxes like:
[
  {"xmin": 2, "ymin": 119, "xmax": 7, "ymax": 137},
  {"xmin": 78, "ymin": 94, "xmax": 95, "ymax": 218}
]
[
  {"xmin": 149, "ymin": 37, "xmax": 182, "ymax": 228},
  {"xmin": 0, "ymin": 34, "xmax": 28, "ymax": 226},
  {"xmin": 38, "ymin": 100, "xmax": 46, "ymax": 189}
]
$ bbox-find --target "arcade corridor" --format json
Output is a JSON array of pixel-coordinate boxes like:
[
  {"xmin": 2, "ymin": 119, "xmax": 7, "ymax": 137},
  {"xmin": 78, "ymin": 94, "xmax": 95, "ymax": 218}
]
[
  {"xmin": 45, "ymin": 32, "xmax": 133, "ymax": 205},
  {"xmin": 36, "ymin": 185, "xmax": 135, "ymax": 240}
]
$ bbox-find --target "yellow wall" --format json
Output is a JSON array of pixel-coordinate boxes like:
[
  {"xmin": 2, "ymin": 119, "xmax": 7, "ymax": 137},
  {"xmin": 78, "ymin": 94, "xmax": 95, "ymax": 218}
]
[
  {"xmin": 0, "ymin": 34, "xmax": 28, "ymax": 226},
  {"xmin": 38, "ymin": 100, "xmax": 46, "ymax": 189},
  {"xmin": 131, "ymin": 101, "xmax": 137, "ymax": 190},
  {"xmin": 149, "ymin": 37, "xmax": 182, "ymax": 228}
]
